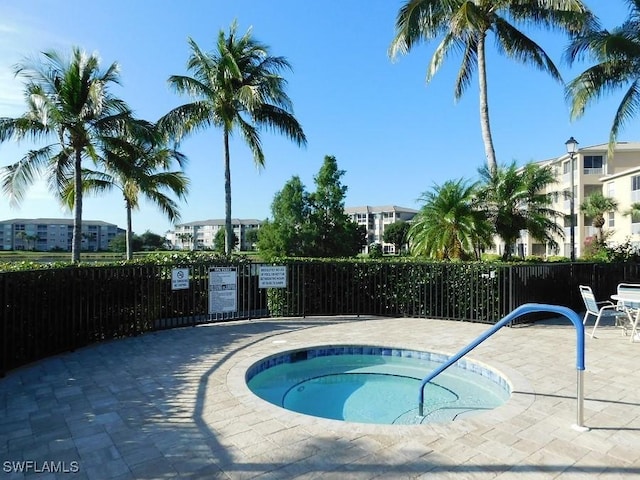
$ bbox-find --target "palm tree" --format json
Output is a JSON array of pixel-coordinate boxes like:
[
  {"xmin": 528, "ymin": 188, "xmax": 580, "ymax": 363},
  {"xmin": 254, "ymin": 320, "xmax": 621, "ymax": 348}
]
[
  {"xmin": 0, "ymin": 47, "xmax": 132, "ymax": 262},
  {"xmin": 61, "ymin": 126, "xmax": 189, "ymax": 260},
  {"xmin": 14, "ymin": 231, "xmax": 27, "ymax": 250},
  {"xmin": 175, "ymin": 232, "xmax": 193, "ymax": 251},
  {"xmin": 623, "ymin": 202, "xmax": 640, "ymax": 233},
  {"xmin": 408, "ymin": 179, "xmax": 491, "ymax": 260},
  {"xmin": 390, "ymin": 0, "xmax": 594, "ymax": 173},
  {"xmin": 566, "ymin": 0, "xmax": 640, "ymax": 155},
  {"xmin": 477, "ymin": 162, "xmax": 564, "ymax": 260},
  {"xmin": 160, "ymin": 21, "xmax": 307, "ymax": 254},
  {"xmin": 580, "ymin": 192, "xmax": 618, "ymax": 244},
  {"xmin": 624, "ymin": 202, "xmax": 640, "ymax": 217}
]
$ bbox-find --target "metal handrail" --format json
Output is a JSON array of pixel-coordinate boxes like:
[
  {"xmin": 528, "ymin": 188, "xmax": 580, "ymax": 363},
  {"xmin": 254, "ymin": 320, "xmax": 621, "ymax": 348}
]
[{"xmin": 418, "ymin": 303, "xmax": 588, "ymax": 430}]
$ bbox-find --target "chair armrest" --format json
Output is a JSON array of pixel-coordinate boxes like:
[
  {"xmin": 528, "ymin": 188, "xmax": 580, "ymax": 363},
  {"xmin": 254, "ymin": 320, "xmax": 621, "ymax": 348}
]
[{"xmin": 596, "ymin": 300, "xmax": 614, "ymax": 306}]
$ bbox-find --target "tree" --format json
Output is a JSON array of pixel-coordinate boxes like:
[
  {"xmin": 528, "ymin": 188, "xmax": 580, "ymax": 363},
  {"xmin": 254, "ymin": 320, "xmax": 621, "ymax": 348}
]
[
  {"xmin": 15, "ymin": 231, "xmax": 27, "ymax": 251},
  {"xmin": 580, "ymin": 192, "xmax": 618, "ymax": 245},
  {"xmin": 307, "ymin": 156, "xmax": 366, "ymax": 257},
  {"xmin": 244, "ymin": 228, "xmax": 259, "ymax": 250},
  {"xmin": 175, "ymin": 232, "xmax": 193, "ymax": 250},
  {"xmin": 476, "ymin": 162, "xmax": 563, "ymax": 260},
  {"xmin": 624, "ymin": 202, "xmax": 640, "ymax": 219},
  {"xmin": 566, "ymin": 0, "xmax": 640, "ymax": 154},
  {"xmin": 25, "ymin": 234, "xmax": 39, "ymax": 251},
  {"xmin": 408, "ymin": 179, "xmax": 490, "ymax": 260},
  {"xmin": 257, "ymin": 175, "xmax": 311, "ymax": 258},
  {"xmin": 160, "ymin": 21, "xmax": 307, "ymax": 255},
  {"xmin": 258, "ymin": 156, "xmax": 365, "ymax": 258},
  {"xmin": 390, "ymin": 0, "xmax": 594, "ymax": 173},
  {"xmin": 140, "ymin": 230, "xmax": 166, "ymax": 251},
  {"xmin": 213, "ymin": 228, "xmax": 238, "ymax": 253},
  {"xmin": 60, "ymin": 123, "xmax": 189, "ymax": 260},
  {"xmin": 383, "ymin": 220, "xmax": 411, "ymax": 255},
  {"xmin": 0, "ymin": 48, "xmax": 132, "ymax": 262},
  {"xmin": 109, "ymin": 233, "xmax": 142, "ymax": 253}
]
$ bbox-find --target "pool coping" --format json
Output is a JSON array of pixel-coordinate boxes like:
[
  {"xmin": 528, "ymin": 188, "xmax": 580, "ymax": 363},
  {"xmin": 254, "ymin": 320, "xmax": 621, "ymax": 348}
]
[{"xmin": 229, "ymin": 337, "xmax": 534, "ymax": 437}]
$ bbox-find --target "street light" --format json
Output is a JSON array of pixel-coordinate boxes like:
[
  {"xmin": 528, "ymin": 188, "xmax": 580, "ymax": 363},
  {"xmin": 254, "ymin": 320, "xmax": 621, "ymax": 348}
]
[{"xmin": 565, "ymin": 136, "xmax": 579, "ymax": 262}]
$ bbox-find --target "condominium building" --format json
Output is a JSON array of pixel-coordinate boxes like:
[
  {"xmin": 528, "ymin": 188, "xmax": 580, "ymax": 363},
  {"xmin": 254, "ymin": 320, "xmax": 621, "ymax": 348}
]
[
  {"xmin": 345, "ymin": 205, "xmax": 418, "ymax": 254},
  {"xmin": 0, "ymin": 218, "xmax": 123, "ymax": 252},
  {"xmin": 510, "ymin": 141, "xmax": 640, "ymax": 259},
  {"xmin": 167, "ymin": 219, "xmax": 263, "ymax": 251}
]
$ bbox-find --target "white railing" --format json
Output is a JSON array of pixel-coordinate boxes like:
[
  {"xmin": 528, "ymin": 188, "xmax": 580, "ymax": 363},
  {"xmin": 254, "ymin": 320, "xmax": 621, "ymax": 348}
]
[
  {"xmin": 632, "ymin": 223, "xmax": 640, "ymax": 235},
  {"xmin": 583, "ymin": 167, "xmax": 603, "ymax": 175},
  {"xmin": 632, "ymin": 190, "xmax": 640, "ymax": 203}
]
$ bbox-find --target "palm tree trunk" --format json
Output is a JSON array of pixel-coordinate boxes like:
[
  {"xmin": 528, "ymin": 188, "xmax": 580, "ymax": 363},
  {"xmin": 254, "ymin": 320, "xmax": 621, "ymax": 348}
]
[
  {"xmin": 224, "ymin": 129, "xmax": 233, "ymax": 255},
  {"xmin": 126, "ymin": 202, "xmax": 133, "ymax": 261},
  {"xmin": 72, "ymin": 148, "xmax": 83, "ymax": 263},
  {"xmin": 477, "ymin": 33, "xmax": 498, "ymax": 174}
]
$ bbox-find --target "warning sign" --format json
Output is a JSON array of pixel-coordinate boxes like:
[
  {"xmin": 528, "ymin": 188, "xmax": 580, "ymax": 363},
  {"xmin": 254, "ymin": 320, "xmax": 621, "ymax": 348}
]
[{"xmin": 259, "ymin": 265, "xmax": 287, "ymax": 288}]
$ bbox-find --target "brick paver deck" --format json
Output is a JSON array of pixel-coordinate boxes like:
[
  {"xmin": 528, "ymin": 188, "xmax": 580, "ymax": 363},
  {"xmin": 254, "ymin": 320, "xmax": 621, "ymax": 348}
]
[{"xmin": 1, "ymin": 315, "xmax": 639, "ymax": 479}]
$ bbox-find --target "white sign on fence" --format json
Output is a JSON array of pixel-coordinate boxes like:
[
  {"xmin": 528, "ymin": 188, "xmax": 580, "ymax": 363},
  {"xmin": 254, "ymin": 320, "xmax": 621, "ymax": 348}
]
[
  {"xmin": 171, "ymin": 268, "xmax": 190, "ymax": 290},
  {"xmin": 209, "ymin": 267, "xmax": 238, "ymax": 314},
  {"xmin": 259, "ymin": 265, "xmax": 287, "ymax": 288}
]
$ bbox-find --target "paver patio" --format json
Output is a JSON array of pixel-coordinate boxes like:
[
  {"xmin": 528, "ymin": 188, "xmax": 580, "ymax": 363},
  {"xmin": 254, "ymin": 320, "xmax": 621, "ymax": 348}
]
[{"xmin": 1, "ymin": 315, "xmax": 639, "ymax": 479}]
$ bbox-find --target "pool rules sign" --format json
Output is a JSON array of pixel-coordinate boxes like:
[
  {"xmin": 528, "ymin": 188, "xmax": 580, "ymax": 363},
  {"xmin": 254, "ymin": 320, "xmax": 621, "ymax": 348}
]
[{"xmin": 209, "ymin": 266, "xmax": 237, "ymax": 314}]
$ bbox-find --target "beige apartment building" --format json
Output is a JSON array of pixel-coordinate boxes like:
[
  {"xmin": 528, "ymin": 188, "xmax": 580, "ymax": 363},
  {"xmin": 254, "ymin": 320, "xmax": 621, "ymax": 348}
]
[
  {"xmin": 509, "ymin": 142, "xmax": 640, "ymax": 259},
  {"xmin": 167, "ymin": 219, "xmax": 262, "ymax": 251},
  {"xmin": 345, "ymin": 205, "xmax": 418, "ymax": 254},
  {"xmin": 0, "ymin": 218, "xmax": 123, "ymax": 251}
]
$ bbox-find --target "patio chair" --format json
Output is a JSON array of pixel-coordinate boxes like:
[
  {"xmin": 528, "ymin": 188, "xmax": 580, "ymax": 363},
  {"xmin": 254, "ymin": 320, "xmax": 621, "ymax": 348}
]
[{"xmin": 579, "ymin": 285, "xmax": 629, "ymax": 338}]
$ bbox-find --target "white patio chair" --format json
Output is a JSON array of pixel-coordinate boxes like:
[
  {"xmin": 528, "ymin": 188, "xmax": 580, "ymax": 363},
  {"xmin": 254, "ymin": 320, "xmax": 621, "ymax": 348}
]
[{"xmin": 579, "ymin": 285, "xmax": 629, "ymax": 338}]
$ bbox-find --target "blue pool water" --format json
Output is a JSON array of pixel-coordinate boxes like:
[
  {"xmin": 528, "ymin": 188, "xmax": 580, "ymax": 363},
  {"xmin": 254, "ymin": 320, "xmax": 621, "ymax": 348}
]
[{"xmin": 246, "ymin": 346, "xmax": 511, "ymax": 425}]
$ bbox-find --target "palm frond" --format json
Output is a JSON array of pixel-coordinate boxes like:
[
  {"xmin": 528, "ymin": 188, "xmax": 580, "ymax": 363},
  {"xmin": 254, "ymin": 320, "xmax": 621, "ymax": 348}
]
[
  {"xmin": 1, "ymin": 144, "xmax": 61, "ymax": 206},
  {"xmin": 493, "ymin": 16, "xmax": 562, "ymax": 82}
]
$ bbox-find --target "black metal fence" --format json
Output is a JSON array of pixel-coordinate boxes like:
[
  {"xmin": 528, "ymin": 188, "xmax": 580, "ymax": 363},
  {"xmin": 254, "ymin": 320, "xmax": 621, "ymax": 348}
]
[{"xmin": 2, "ymin": 260, "xmax": 640, "ymax": 375}]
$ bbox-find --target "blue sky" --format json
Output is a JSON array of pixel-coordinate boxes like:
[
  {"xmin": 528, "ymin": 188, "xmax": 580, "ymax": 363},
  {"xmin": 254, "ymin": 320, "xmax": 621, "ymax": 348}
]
[{"xmin": 0, "ymin": 1, "xmax": 634, "ymax": 235}]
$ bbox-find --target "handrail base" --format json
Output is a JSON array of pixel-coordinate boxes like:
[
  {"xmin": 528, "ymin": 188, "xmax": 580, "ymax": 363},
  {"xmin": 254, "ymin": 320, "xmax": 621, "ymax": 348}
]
[{"xmin": 572, "ymin": 424, "xmax": 590, "ymax": 432}]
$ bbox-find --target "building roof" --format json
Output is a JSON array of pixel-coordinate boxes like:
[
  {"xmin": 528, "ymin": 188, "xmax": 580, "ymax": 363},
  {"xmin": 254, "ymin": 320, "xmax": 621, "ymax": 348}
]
[
  {"xmin": 579, "ymin": 141, "xmax": 640, "ymax": 152},
  {"xmin": 0, "ymin": 218, "xmax": 118, "ymax": 227},
  {"xmin": 344, "ymin": 205, "xmax": 419, "ymax": 214},
  {"xmin": 600, "ymin": 164, "xmax": 640, "ymax": 181},
  {"xmin": 175, "ymin": 219, "xmax": 263, "ymax": 227}
]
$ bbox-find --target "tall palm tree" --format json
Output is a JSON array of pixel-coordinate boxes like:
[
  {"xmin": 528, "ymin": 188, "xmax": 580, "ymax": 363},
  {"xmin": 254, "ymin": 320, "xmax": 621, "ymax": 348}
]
[
  {"xmin": 61, "ymin": 126, "xmax": 189, "ymax": 260},
  {"xmin": 580, "ymin": 192, "xmax": 618, "ymax": 244},
  {"xmin": 0, "ymin": 47, "xmax": 132, "ymax": 262},
  {"xmin": 160, "ymin": 21, "xmax": 307, "ymax": 254},
  {"xmin": 477, "ymin": 162, "xmax": 564, "ymax": 260},
  {"xmin": 566, "ymin": 0, "xmax": 640, "ymax": 155},
  {"xmin": 408, "ymin": 179, "xmax": 491, "ymax": 260},
  {"xmin": 390, "ymin": 0, "xmax": 594, "ymax": 173}
]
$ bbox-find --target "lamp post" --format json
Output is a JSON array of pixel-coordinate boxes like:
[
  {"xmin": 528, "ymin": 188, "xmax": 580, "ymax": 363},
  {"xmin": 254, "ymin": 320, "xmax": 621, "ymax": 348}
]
[{"xmin": 565, "ymin": 136, "xmax": 579, "ymax": 262}]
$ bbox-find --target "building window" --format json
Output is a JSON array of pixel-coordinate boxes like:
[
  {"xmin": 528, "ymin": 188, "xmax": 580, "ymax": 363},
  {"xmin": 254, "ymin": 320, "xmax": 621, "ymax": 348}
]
[
  {"xmin": 632, "ymin": 175, "xmax": 640, "ymax": 202},
  {"xmin": 583, "ymin": 155, "xmax": 604, "ymax": 174},
  {"xmin": 608, "ymin": 212, "xmax": 615, "ymax": 228},
  {"xmin": 563, "ymin": 161, "xmax": 572, "ymax": 174},
  {"xmin": 607, "ymin": 182, "xmax": 615, "ymax": 197}
]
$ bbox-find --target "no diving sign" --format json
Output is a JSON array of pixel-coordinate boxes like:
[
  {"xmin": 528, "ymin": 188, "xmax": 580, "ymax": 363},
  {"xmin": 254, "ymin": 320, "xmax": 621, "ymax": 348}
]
[{"xmin": 259, "ymin": 265, "xmax": 287, "ymax": 288}]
